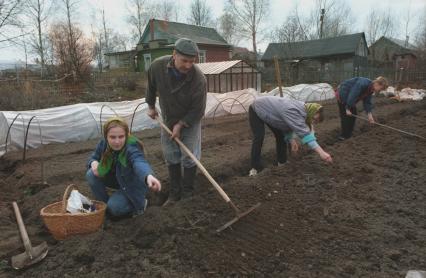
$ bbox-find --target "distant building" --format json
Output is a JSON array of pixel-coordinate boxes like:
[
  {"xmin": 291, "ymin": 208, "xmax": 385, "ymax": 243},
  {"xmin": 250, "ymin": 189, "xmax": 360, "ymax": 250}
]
[
  {"xmin": 368, "ymin": 36, "xmax": 417, "ymax": 70},
  {"xmin": 136, "ymin": 19, "xmax": 231, "ymax": 72},
  {"xmin": 261, "ymin": 33, "xmax": 369, "ymax": 84},
  {"xmin": 231, "ymin": 47, "xmax": 256, "ymax": 61},
  {"xmin": 104, "ymin": 50, "xmax": 137, "ymax": 71},
  {"xmin": 196, "ymin": 60, "xmax": 261, "ymax": 93}
]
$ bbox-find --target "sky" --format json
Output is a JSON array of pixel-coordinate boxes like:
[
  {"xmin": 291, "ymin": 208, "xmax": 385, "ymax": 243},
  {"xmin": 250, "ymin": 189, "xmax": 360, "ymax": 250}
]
[{"xmin": 0, "ymin": 0, "xmax": 424, "ymax": 63}]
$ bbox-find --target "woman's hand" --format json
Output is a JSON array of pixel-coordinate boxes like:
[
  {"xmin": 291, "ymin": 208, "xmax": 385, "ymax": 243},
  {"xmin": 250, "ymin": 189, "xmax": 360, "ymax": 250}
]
[
  {"xmin": 367, "ymin": 113, "xmax": 375, "ymax": 124},
  {"xmin": 290, "ymin": 139, "xmax": 300, "ymax": 154},
  {"xmin": 147, "ymin": 175, "xmax": 161, "ymax": 192},
  {"xmin": 345, "ymin": 109, "xmax": 352, "ymax": 116},
  {"xmin": 91, "ymin": 161, "xmax": 100, "ymax": 177},
  {"xmin": 320, "ymin": 151, "xmax": 333, "ymax": 163}
]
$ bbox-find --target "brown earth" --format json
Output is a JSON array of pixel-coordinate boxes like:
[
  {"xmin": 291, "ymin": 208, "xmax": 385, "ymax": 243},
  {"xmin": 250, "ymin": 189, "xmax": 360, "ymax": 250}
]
[{"xmin": 0, "ymin": 97, "xmax": 425, "ymax": 277}]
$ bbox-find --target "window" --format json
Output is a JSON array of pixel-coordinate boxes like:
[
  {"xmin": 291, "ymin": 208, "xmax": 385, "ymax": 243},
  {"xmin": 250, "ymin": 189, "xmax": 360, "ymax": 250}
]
[
  {"xmin": 143, "ymin": 54, "xmax": 152, "ymax": 71},
  {"xmin": 198, "ymin": 50, "xmax": 206, "ymax": 63}
]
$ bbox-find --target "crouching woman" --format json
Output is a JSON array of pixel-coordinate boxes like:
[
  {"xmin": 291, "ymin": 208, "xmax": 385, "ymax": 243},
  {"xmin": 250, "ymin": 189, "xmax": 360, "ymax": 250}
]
[
  {"xmin": 248, "ymin": 96, "xmax": 333, "ymax": 176},
  {"xmin": 86, "ymin": 117, "xmax": 161, "ymax": 217}
]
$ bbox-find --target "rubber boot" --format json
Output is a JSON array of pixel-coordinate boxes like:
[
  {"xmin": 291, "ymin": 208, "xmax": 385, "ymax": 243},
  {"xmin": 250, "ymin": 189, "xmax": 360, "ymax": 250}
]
[
  {"xmin": 163, "ymin": 163, "xmax": 181, "ymax": 206},
  {"xmin": 181, "ymin": 166, "xmax": 197, "ymax": 199}
]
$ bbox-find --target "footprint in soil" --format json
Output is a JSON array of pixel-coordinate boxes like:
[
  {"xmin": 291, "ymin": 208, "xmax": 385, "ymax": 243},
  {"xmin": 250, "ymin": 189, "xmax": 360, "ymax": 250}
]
[
  {"xmin": 409, "ymin": 161, "xmax": 418, "ymax": 168},
  {"xmin": 359, "ymin": 166, "xmax": 374, "ymax": 174},
  {"xmin": 74, "ymin": 254, "xmax": 95, "ymax": 264},
  {"xmin": 73, "ymin": 244, "xmax": 95, "ymax": 265},
  {"xmin": 132, "ymin": 232, "xmax": 161, "ymax": 249},
  {"xmin": 23, "ymin": 182, "xmax": 50, "ymax": 196}
]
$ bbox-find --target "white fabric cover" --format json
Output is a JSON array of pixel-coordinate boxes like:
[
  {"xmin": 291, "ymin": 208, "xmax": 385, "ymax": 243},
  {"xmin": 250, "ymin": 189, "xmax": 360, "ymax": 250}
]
[{"xmin": 0, "ymin": 83, "xmax": 335, "ymax": 156}]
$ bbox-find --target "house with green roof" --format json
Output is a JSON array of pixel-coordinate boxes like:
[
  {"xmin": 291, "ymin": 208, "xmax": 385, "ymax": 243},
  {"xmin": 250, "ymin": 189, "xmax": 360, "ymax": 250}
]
[
  {"xmin": 136, "ymin": 19, "xmax": 231, "ymax": 72},
  {"xmin": 261, "ymin": 33, "xmax": 369, "ymax": 84}
]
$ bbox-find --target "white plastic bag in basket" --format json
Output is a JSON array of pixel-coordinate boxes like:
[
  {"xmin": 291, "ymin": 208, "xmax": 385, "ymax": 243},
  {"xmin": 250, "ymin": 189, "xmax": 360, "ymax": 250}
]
[{"xmin": 67, "ymin": 190, "xmax": 93, "ymax": 214}]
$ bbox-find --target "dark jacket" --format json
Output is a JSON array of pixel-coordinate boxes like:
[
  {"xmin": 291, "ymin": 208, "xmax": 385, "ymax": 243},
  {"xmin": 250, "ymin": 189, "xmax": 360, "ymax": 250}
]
[
  {"xmin": 146, "ymin": 55, "xmax": 207, "ymax": 128},
  {"xmin": 338, "ymin": 77, "xmax": 374, "ymax": 113},
  {"xmin": 87, "ymin": 139, "xmax": 154, "ymax": 211}
]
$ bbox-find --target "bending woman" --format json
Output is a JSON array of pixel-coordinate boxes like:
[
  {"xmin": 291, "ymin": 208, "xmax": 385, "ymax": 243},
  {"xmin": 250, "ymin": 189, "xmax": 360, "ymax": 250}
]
[
  {"xmin": 336, "ymin": 76, "xmax": 388, "ymax": 140},
  {"xmin": 248, "ymin": 96, "xmax": 332, "ymax": 176},
  {"xmin": 86, "ymin": 118, "xmax": 161, "ymax": 217}
]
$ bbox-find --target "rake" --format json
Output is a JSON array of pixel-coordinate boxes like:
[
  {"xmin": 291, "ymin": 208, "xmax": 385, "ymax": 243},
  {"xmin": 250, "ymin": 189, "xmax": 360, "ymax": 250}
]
[
  {"xmin": 352, "ymin": 114, "xmax": 426, "ymax": 140},
  {"xmin": 157, "ymin": 118, "xmax": 261, "ymax": 233}
]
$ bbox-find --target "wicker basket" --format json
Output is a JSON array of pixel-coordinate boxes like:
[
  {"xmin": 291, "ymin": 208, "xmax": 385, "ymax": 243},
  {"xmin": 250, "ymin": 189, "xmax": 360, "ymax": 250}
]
[{"xmin": 40, "ymin": 184, "xmax": 106, "ymax": 240}]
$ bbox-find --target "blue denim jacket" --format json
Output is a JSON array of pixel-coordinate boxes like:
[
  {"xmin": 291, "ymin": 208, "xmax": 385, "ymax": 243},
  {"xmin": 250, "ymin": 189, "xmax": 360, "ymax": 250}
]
[
  {"xmin": 338, "ymin": 77, "xmax": 373, "ymax": 112},
  {"xmin": 87, "ymin": 139, "xmax": 154, "ymax": 211}
]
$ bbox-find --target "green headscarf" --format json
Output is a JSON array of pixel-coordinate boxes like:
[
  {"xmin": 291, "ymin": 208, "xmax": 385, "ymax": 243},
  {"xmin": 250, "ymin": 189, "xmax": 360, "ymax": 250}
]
[
  {"xmin": 97, "ymin": 135, "xmax": 138, "ymax": 177},
  {"xmin": 305, "ymin": 103, "xmax": 322, "ymax": 127}
]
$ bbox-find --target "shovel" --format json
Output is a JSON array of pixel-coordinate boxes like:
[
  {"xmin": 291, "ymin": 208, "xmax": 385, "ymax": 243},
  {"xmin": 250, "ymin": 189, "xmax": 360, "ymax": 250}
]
[
  {"xmin": 11, "ymin": 202, "xmax": 48, "ymax": 270},
  {"xmin": 157, "ymin": 118, "xmax": 261, "ymax": 233}
]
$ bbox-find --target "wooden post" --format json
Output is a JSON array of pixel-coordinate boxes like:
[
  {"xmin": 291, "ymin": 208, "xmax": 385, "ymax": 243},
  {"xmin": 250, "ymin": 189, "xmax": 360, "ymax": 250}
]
[
  {"xmin": 241, "ymin": 62, "xmax": 244, "ymax": 90},
  {"xmin": 274, "ymin": 56, "xmax": 284, "ymax": 97}
]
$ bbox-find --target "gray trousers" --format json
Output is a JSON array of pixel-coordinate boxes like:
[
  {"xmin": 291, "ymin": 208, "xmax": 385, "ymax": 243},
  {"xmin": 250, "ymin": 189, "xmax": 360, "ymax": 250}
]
[{"xmin": 161, "ymin": 121, "xmax": 201, "ymax": 168}]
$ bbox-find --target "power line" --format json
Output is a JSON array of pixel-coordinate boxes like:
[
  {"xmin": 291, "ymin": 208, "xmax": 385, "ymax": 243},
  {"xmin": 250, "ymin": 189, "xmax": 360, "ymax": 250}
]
[{"xmin": 0, "ymin": 33, "xmax": 31, "ymax": 43}]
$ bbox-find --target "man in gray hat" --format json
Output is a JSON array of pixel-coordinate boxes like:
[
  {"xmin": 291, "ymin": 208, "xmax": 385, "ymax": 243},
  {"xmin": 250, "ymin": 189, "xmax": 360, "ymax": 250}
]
[{"xmin": 146, "ymin": 38, "xmax": 207, "ymax": 206}]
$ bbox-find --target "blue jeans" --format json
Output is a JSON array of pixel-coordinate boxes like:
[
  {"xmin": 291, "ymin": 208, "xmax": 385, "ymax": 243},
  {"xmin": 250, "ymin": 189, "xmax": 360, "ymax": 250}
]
[
  {"xmin": 161, "ymin": 121, "xmax": 201, "ymax": 168},
  {"xmin": 85, "ymin": 169, "xmax": 136, "ymax": 217}
]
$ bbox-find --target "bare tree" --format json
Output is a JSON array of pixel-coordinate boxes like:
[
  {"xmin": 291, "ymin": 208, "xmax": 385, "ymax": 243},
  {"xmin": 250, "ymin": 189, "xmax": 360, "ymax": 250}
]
[
  {"xmin": 49, "ymin": 22, "xmax": 93, "ymax": 77},
  {"xmin": 0, "ymin": 0, "xmax": 24, "ymax": 40},
  {"xmin": 365, "ymin": 9, "xmax": 396, "ymax": 46},
  {"xmin": 271, "ymin": 8, "xmax": 308, "ymax": 44},
  {"xmin": 24, "ymin": 0, "xmax": 54, "ymax": 77},
  {"xmin": 402, "ymin": 0, "xmax": 416, "ymax": 47},
  {"xmin": 92, "ymin": 10, "xmax": 131, "ymax": 73},
  {"xmin": 100, "ymin": 7, "xmax": 110, "ymax": 52},
  {"xmin": 58, "ymin": 0, "xmax": 94, "ymax": 78},
  {"xmin": 19, "ymin": 27, "xmax": 29, "ymax": 70},
  {"xmin": 110, "ymin": 33, "xmax": 130, "ymax": 51},
  {"xmin": 270, "ymin": 15, "xmax": 306, "ymax": 59},
  {"xmin": 126, "ymin": 0, "xmax": 151, "ymax": 44},
  {"xmin": 226, "ymin": 0, "xmax": 270, "ymax": 57},
  {"xmin": 91, "ymin": 24, "xmax": 104, "ymax": 72},
  {"xmin": 218, "ymin": 11, "xmax": 241, "ymax": 45},
  {"xmin": 305, "ymin": 0, "xmax": 353, "ymax": 39},
  {"xmin": 153, "ymin": 0, "xmax": 177, "ymax": 21},
  {"xmin": 188, "ymin": 0, "xmax": 213, "ymax": 27},
  {"xmin": 414, "ymin": 7, "xmax": 426, "ymax": 64}
]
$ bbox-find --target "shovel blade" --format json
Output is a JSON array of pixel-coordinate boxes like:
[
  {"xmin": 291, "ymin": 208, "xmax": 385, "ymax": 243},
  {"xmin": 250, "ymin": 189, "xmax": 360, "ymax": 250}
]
[
  {"xmin": 11, "ymin": 242, "xmax": 48, "ymax": 270},
  {"xmin": 216, "ymin": 202, "xmax": 261, "ymax": 233}
]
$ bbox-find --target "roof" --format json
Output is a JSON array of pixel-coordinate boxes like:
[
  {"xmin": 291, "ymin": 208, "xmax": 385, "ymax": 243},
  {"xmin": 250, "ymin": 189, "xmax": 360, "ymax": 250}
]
[
  {"xmin": 262, "ymin": 33, "xmax": 366, "ymax": 61},
  {"xmin": 387, "ymin": 37, "xmax": 416, "ymax": 50},
  {"xmin": 139, "ymin": 19, "xmax": 229, "ymax": 47},
  {"xmin": 369, "ymin": 36, "xmax": 417, "ymax": 57},
  {"xmin": 196, "ymin": 60, "xmax": 257, "ymax": 75},
  {"xmin": 232, "ymin": 46, "xmax": 251, "ymax": 54},
  {"xmin": 104, "ymin": 50, "xmax": 137, "ymax": 56}
]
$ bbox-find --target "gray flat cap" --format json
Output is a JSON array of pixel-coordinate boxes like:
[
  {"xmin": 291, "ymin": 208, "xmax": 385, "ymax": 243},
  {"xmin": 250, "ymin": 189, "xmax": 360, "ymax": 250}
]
[{"xmin": 175, "ymin": 38, "xmax": 199, "ymax": 56}]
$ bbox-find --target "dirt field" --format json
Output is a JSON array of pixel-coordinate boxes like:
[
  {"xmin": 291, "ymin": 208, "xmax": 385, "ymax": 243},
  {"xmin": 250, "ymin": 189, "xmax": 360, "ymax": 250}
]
[{"xmin": 0, "ymin": 97, "xmax": 425, "ymax": 277}]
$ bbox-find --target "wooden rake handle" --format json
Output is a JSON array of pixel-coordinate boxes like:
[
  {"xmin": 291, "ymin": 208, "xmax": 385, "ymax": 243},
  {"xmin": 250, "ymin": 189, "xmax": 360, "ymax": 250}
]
[
  {"xmin": 157, "ymin": 119, "xmax": 231, "ymax": 203},
  {"xmin": 352, "ymin": 114, "xmax": 426, "ymax": 140}
]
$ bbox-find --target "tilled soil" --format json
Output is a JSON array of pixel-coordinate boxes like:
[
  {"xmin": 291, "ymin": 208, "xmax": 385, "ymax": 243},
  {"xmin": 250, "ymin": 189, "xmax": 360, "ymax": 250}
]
[{"xmin": 0, "ymin": 97, "xmax": 425, "ymax": 277}]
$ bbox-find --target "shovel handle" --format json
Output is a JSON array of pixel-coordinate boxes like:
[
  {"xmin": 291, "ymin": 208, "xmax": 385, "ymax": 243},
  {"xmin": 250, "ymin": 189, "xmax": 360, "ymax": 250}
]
[
  {"xmin": 157, "ymin": 119, "xmax": 231, "ymax": 203},
  {"xmin": 12, "ymin": 202, "xmax": 33, "ymax": 257}
]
